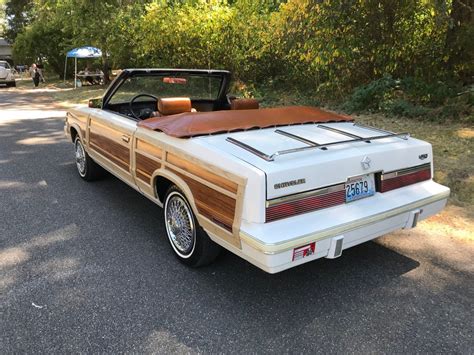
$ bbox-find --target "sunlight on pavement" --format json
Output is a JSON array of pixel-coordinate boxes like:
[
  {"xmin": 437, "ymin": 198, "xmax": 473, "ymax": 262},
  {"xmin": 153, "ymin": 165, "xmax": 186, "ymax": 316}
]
[
  {"xmin": 144, "ymin": 330, "xmax": 196, "ymax": 354},
  {"xmin": 0, "ymin": 247, "xmax": 30, "ymax": 269},
  {"xmin": 0, "ymin": 180, "xmax": 28, "ymax": 189},
  {"xmin": 0, "ymin": 109, "xmax": 66, "ymax": 121},
  {"xmin": 37, "ymin": 257, "xmax": 81, "ymax": 281},
  {"xmin": 17, "ymin": 135, "xmax": 64, "ymax": 145}
]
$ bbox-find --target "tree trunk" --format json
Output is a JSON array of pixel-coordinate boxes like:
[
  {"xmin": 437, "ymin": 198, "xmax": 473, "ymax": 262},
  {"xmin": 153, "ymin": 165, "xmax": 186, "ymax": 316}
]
[{"xmin": 444, "ymin": 0, "xmax": 474, "ymax": 81}]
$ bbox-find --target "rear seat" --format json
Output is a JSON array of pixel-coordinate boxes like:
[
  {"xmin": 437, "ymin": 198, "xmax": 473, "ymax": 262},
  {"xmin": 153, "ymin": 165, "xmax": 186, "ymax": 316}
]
[{"xmin": 230, "ymin": 98, "xmax": 259, "ymax": 110}]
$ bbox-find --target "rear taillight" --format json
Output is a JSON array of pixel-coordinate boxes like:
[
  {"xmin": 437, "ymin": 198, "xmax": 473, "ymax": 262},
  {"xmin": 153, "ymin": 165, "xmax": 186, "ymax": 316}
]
[
  {"xmin": 266, "ymin": 184, "xmax": 345, "ymax": 222},
  {"xmin": 379, "ymin": 163, "xmax": 431, "ymax": 193}
]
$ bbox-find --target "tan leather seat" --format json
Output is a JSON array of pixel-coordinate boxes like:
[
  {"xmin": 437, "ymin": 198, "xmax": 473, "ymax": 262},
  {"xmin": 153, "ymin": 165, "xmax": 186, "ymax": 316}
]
[
  {"xmin": 151, "ymin": 97, "xmax": 193, "ymax": 117},
  {"xmin": 230, "ymin": 98, "xmax": 259, "ymax": 110}
]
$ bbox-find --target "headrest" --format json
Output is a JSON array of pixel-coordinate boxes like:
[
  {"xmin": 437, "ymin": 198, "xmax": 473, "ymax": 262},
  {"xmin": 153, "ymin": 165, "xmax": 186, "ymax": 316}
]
[
  {"xmin": 230, "ymin": 98, "xmax": 259, "ymax": 110},
  {"xmin": 158, "ymin": 97, "xmax": 192, "ymax": 115}
]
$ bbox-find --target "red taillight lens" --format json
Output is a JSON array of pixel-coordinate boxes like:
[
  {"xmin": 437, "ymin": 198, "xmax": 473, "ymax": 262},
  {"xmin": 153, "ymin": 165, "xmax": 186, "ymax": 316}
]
[
  {"xmin": 380, "ymin": 164, "xmax": 431, "ymax": 193},
  {"xmin": 266, "ymin": 187, "xmax": 345, "ymax": 222}
]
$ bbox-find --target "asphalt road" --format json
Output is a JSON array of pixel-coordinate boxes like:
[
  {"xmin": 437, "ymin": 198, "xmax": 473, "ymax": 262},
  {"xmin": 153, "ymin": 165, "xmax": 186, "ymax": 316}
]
[{"xmin": 1, "ymin": 88, "xmax": 473, "ymax": 353}]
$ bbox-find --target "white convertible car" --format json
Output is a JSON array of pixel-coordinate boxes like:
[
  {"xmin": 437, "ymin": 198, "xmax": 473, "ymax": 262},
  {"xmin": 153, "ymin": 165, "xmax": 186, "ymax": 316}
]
[{"xmin": 65, "ymin": 69, "xmax": 450, "ymax": 273}]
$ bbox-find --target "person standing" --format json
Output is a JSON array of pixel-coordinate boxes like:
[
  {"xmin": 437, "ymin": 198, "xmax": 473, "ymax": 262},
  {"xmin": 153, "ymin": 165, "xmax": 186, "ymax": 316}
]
[
  {"xmin": 37, "ymin": 64, "xmax": 46, "ymax": 83},
  {"xmin": 29, "ymin": 63, "xmax": 41, "ymax": 88}
]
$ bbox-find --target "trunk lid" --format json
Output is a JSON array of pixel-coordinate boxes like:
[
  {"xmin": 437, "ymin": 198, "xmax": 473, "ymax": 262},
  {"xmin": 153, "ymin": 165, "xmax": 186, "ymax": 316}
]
[{"xmin": 198, "ymin": 122, "xmax": 432, "ymax": 199}]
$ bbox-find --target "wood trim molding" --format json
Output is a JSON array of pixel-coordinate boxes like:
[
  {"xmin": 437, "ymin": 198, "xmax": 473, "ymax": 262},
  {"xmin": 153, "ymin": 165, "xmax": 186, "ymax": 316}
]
[
  {"xmin": 90, "ymin": 132, "xmax": 130, "ymax": 171},
  {"xmin": 136, "ymin": 139, "xmax": 162, "ymax": 159},
  {"xmin": 133, "ymin": 138, "xmax": 246, "ymax": 249},
  {"xmin": 136, "ymin": 152, "xmax": 162, "ymax": 184},
  {"xmin": 163, "ymin": 150, "xmax": 246, "ymax": 248},
  {"xmin": 167, "ymin": 152, "xmax": 238, "ymax": 193},
  {"xmin": 168, "ymin": 168, "xmax": 236, "ymax": 231},
  {"xmin": 159, "ymin": 142, "xmax": 246, "ymax": 185}
]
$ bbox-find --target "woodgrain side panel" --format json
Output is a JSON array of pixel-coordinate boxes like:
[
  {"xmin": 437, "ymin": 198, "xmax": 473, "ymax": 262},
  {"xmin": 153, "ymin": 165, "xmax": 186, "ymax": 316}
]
[
  {"xmin": 167, "ymin": 152, "xmax": 238, "ymax": 194},
  {"xmin": 136, "ymin": 152, "xmax": 161, "ymax": 183},
  {"xmin": 136, "ymin": 139, "xmax": 162, "ymax": 159},
  {"xmin": 169, "ymin": 168, "xmax": 236, "ymax": 231},
  {"xmin": 89, "ymin": 131, "xmax": 130, "ymax": 171}
]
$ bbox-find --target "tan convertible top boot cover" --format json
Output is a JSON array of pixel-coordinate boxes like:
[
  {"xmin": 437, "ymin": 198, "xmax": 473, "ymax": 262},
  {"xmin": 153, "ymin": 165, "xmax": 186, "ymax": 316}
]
[{"xmin": 138, "ymin": 106, "xmax": 353, "ymax": 138}]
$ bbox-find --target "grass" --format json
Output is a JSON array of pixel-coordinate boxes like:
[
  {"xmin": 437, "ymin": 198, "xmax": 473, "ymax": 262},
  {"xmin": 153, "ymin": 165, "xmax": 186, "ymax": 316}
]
[{"xmin": 15, "ymin": 78, "xmax": 106, "ymax": 106}]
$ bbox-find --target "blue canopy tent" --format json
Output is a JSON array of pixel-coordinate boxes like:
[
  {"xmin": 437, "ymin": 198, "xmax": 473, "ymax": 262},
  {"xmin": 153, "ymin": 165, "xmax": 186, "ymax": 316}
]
[{"xmin": 63, "ymin": 46, "xmax": 102, "ymax": 88}]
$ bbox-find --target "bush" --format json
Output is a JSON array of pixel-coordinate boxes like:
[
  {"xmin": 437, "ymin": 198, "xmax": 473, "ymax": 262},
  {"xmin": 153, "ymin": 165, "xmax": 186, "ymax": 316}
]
[
  {"xmin": 342, "ymin": 76, "xmax": 472, "ymax": 120},
  {"xmin": 383, "ymin": 99, "xmax": 429, "ymax": 118},
  {"xmin": 342, "ymin": 75, "xmax": 397, "ymax": 113},
  {"xmin": 400, "ymin": 78, "xmax": 461, "ymax": 107}
]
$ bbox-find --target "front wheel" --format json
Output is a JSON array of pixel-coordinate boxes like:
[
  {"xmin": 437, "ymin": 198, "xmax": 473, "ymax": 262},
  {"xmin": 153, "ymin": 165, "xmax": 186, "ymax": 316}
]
[
  {"xmin": 164, "ymin": 186, "xmax": 221, "ymax": 267},
  {"xmin": 74, "ymin": 137, "xmax": 103, "ymax": 181}
]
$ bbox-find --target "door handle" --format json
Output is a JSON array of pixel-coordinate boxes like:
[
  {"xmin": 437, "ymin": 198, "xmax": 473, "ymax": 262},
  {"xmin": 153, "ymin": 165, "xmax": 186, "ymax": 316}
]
[{"xmin": 121, "ymin": 135, "xmax": 130, "ymax": 143}]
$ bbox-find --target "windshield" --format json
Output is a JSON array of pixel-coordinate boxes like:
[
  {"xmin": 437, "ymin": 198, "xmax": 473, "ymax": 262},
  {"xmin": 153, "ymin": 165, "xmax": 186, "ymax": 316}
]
[
  {"xmin": 109, "ymin": 73, "xmax": 223, "ymax": 104},
  {"xmin": 0, "ymin": 62, "xmax": 11, "ymax": 69}
]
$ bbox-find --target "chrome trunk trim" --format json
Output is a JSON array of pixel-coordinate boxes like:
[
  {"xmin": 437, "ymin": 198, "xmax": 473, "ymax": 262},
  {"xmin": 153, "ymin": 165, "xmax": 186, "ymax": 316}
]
[
  {"xmin": 274, "ymin": 129, "xmax": 320, "ymax": 147},
  {"xmin": 266, "ymin": 132, "xmax": 410, "ymax": 161},
  {"xmin": 226, "ymin": 137, "xmax": 273, "ymax": 161},
  {"xmin": 353, "ymin": 122, "xmax": 395, "ymax": 135},
  {"xmin": 317, "ymin": 124, "xmax": 362, "ymax": 139},
  {"xmin": 226, "ymin": 126, "xmax": 410, "ymax": 162}
]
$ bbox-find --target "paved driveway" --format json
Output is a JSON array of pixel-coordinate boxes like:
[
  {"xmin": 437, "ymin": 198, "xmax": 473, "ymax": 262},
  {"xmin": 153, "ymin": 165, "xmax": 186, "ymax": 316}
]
[{"xmin": 1, "ymin": 88, "xmax": 473, "ymax": 353}]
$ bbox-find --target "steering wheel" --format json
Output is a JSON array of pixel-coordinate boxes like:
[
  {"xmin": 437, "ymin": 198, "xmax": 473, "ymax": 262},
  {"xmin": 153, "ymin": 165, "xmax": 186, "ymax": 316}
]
[{"xmin": 129, "ymin": 93, "xmax": 158, "ymax": 120}]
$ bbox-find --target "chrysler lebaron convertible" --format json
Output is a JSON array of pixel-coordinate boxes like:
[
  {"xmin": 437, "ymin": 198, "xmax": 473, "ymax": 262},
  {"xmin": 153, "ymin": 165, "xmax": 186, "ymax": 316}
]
[{"xmin": 65, "ymin": 69, "xmax": 450, "ymax": 273}]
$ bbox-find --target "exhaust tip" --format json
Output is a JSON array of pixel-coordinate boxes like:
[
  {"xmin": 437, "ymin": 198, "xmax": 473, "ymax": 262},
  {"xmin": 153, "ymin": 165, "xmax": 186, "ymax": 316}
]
[{"xmin": 326, "ymin": 235, "xmax": 344, "ymax": 259}]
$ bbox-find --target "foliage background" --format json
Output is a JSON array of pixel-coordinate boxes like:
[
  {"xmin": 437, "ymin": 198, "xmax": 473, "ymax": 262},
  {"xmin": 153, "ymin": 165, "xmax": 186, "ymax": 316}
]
[{"xmin": 2, "ymin": 0, "xmax": 473, "ymax": 119}]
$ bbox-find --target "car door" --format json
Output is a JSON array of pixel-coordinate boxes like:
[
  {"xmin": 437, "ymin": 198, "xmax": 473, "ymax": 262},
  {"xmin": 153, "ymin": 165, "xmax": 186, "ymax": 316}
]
[{"xmin": 86, "ymin": 109, "xmax": 137, "ymax": 186}]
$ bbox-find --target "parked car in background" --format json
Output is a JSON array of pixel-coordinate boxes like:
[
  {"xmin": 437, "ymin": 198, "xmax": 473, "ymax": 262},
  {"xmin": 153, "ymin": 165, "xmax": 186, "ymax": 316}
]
[
  {"xmin": 0, "ymin": 60, "xmax": 16, "ymax": 87},
  {"xmin": 65, "ymin": 68, "xmax": 450, "ymax": 273}
]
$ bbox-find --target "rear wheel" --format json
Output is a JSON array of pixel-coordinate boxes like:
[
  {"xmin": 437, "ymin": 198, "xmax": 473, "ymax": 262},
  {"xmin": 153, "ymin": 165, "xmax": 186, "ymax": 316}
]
[
  {"xmin": 163, "ymin": 185, "xmax": 221, "ymax": 267},
  {"xmin": 74, "ymin": 136, "xmax": 103, "ymax": 181}
]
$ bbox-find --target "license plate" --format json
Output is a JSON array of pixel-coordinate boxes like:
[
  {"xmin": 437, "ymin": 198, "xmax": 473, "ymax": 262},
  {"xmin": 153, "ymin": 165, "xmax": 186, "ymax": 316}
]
[{"xmin": 345, "ymin": 174, "xmax": 375, "ymax": 202}]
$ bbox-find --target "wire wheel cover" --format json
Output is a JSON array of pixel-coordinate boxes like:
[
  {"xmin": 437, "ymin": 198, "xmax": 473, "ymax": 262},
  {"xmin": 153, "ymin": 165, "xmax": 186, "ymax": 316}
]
[
  {"xmin": 75, "ymin": 140, "xmax": 86, "ymax": 176},
  {"xmin": 165, "ymin": 193, "xmax": 196, "ymax": 256}
]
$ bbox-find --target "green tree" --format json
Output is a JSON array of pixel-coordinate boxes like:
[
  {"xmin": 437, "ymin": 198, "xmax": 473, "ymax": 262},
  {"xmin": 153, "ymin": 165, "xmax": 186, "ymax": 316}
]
[
  {"xmin": 444, "ymin": 0, "xmax": 474, "ymax": 83},
  {"xmin": 0, "ymin": 1, "xmax": 6, "ymax": 37},
  {"xmin": 3, "ymin": 0, "xmax": 33, "ymax": 42},
  {"xmin": 9, "ymin": 0, "xmax": 474, "ymax": 100}
]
